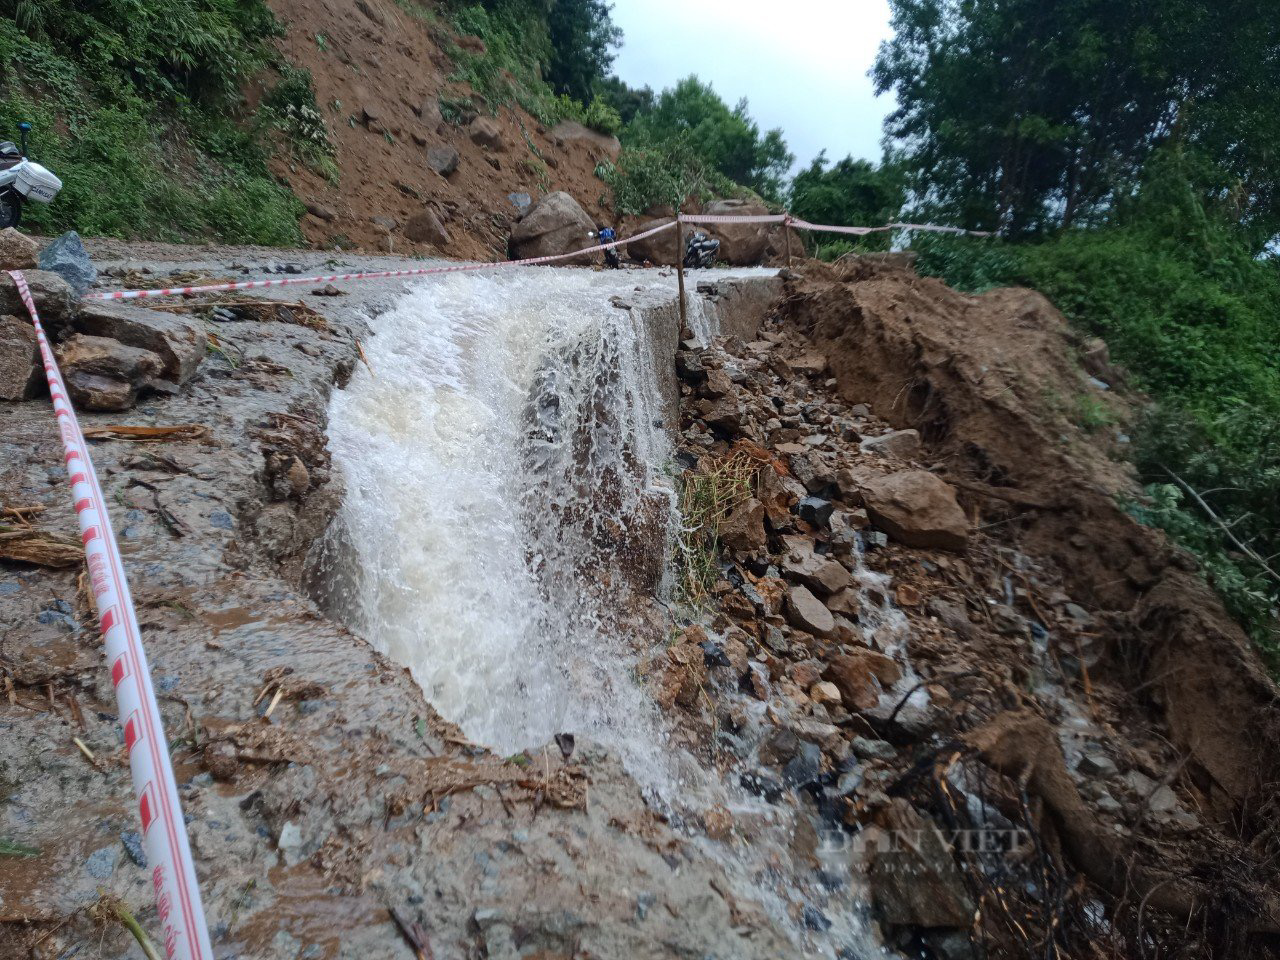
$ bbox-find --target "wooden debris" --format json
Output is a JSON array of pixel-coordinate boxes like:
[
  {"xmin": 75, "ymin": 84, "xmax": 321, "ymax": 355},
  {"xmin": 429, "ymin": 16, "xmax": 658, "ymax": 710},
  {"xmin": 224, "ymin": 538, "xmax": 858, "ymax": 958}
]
[
  {"xmin": 83, "ymin": 424, "xmax": 210, "ymax": 443},
  {"xmin": 0, "ymin": 526, "xmax": 82, "ymax": 568}
]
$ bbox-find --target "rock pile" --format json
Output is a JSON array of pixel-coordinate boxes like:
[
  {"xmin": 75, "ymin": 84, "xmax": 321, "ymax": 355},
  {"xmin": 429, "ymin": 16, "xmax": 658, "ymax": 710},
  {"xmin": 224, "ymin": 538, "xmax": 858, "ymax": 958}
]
[
  {"xmin": 0, "ymin": 242, "xmax": 205, "ymax": 411},
  {"xmin": 655, "ymin": 302, "xmax": 1229, "ymax": 955}
]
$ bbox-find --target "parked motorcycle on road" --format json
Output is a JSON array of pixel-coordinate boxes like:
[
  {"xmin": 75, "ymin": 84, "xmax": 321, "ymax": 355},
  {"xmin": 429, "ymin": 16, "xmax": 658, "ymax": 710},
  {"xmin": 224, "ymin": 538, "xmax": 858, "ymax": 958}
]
[
  {"xmin": 0, "ymin": 122, "xmax": 63, "ymax": 229},
  {"xmin": 684, "ymin": 231, "xmax": 720, "ymax": 269}
]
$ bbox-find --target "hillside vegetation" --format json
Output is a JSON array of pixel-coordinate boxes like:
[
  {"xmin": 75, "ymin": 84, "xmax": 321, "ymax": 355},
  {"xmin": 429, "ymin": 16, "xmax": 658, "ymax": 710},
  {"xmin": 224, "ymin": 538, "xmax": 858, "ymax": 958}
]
[
  {"xmin": 0, "ymin": 0, "xmax": 304, "ymax": 242},
  {"xmin": 882, "ymin": 1, "xmax": 1280, "ymax": 660}
]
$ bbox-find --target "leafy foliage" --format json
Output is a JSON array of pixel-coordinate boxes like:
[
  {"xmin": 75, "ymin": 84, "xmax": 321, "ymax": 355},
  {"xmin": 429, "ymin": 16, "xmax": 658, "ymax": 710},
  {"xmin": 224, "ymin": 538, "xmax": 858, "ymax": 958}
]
[
  {"xmin": 0, "ymin": 8, "xmax": 303, "ymax": 243},
  {"xmin": 595, "ymin": 75, "xmax": 655, "ymax": 126},
  {"xmin": 626, "ymin": 76, "xmax": 794, "ymax": 203},
  {"xmin": 788, "ymin": 151, "xmax": 904, "ymax": 251},
  {"xmin": 444, "ymin": 1, "xmax": 560, "ymax": 123},
  {"xmin": 545, "ymin": 0, "xmax": 622, "ymax": 103},
  {"xmin": 554, "ymin": 94, "xmax": 622, "ymax": 136},
  {"xmin": 600, "ymin": 137, "xmax": 747, "ymax": 216},
  {"xmin": 875, "ymin": 0, "xmax": 1280, "ymax": 242}
]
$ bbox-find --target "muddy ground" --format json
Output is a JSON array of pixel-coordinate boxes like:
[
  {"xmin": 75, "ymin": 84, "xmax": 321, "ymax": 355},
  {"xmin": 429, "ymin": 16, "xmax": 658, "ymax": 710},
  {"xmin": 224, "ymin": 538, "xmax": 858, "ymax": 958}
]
[{"xmin": 0, "ymin": 252, "xmax": 805, "ymax": 960}]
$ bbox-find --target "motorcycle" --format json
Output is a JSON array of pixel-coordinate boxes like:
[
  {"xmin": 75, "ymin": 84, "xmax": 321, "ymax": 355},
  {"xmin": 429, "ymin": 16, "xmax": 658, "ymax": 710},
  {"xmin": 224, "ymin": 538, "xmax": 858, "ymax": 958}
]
[
  {"xmin": 683, "ymin": 231, "xmax": 719, "ymax": 269},
  {"xmin": 0, "ymin": 123, "xmax": 63, "ymax": 229}
]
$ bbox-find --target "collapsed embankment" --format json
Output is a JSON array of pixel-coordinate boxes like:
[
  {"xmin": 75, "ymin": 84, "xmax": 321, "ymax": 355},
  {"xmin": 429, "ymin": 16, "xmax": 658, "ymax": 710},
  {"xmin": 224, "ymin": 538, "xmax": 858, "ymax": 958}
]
[
  {"xmin": 5, "ymin": 245, "xmax": 1280, "ymax": 960},
  {"xmin": 661, "ymin": 253, "xmax": 1280, "ymax": 958}
]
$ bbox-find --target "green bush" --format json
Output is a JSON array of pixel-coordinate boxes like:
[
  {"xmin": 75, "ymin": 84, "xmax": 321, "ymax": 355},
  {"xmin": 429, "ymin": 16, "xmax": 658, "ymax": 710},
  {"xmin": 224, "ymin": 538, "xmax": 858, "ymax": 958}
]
[
  {"xmin": 551, "ymin": 94, "xmax": 621, "ymax": 136},
  {"xmin": 601, "ymin": 136, "xmax": 747, "ymax": 216},
  {"xmin": 0, "ymin": 5, "xmax": 305, "ymax": 243}
]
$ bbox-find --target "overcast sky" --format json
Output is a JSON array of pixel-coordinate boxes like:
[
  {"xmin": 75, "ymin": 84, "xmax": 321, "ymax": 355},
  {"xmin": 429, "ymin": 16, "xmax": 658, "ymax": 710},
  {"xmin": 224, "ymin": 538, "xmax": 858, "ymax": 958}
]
[{"xmin": 609, "ymin": 0, "xmax": 896, "ymax": 171}]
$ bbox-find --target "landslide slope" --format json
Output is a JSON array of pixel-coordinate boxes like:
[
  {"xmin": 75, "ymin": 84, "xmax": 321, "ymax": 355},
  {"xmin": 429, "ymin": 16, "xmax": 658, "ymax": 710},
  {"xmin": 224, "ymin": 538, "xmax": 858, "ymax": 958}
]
[{"xmin": 263, "ymin": 0, "xmax": 620, "ymax": 258}]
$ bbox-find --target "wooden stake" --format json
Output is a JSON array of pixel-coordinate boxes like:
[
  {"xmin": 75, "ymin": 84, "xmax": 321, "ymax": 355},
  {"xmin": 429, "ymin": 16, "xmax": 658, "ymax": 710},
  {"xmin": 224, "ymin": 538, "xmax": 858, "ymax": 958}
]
[
  {"xmin": 674, "ymin": 208, "xmax": 687, "ymax": 331},
  {"xmin": 784, "ymin": 216, "xmax": 793, "ymax": 268}
]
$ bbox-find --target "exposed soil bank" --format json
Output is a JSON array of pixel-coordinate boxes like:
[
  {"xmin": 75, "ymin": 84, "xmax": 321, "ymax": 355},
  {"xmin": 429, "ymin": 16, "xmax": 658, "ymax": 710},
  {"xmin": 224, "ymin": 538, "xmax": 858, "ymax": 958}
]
[{"xmin": 660, "ymin": 253, "xmax": 1280, "ymax": 958}]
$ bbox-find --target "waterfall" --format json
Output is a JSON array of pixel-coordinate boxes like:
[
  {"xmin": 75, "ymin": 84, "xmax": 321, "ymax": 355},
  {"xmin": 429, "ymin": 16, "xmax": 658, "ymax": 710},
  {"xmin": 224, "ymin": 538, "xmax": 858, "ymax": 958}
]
[{"xmin": 319, "ymin": 268, "xmax": 733, "ymax": 777}]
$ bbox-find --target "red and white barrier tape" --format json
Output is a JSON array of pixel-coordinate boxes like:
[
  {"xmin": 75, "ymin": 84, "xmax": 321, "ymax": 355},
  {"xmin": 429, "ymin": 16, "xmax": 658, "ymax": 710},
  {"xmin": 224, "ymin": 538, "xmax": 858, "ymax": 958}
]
[
  {"xmin": 8, "ymin": 270, "xmax": 213, "ymax": 960},
  {"xmin": 79, "ymin": 213, "xmax": 992, "ymax": 302},
  {"xmin": 787, "ymin": 216, "xmax": 992, "ymax": 238},
  {"xmin": 677, "ymin": 213, "xmax": 789, "ymax": 225},
  {"xmin": 83, "ymin": 220, "xmax": 677, "ymax": 302}
]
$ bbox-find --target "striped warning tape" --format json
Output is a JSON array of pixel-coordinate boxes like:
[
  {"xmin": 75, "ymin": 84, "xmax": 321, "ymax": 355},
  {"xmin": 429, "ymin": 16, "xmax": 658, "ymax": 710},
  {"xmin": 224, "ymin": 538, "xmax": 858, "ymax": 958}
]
[
  {"xmin": 82, "ymin": 220, "xmax": 678, "ymax": 302},
  {"xmin": 81, "ymin": 214, "xmax": 989, "ymax": 302},
  {"xmin": 8, "ymin": 270, "xmax": 214, "ymax": 960}
]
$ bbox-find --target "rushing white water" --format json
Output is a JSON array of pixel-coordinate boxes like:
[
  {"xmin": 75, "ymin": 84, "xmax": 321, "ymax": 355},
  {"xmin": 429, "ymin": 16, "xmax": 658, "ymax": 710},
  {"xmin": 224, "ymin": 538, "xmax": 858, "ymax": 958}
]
[
  {"xmin": 320, "ymin": 266, "xmax": 897, "ymax": 958},
  {"xmin": 321, "ymin": 267, "xmax": 758, "ymax": 773}
]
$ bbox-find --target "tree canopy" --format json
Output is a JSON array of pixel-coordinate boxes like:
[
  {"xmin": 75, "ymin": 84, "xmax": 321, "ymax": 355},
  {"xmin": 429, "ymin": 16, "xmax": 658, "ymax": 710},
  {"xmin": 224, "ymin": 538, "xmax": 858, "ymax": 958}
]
[
  {"xmin": 789, "ymin": 152, "xmax": 904, "ymax": 232},
  {"xmin": 874, "ymin": 0, "xmax": 1280, "ymax": 243},
  {"xmin": 626, "ymin": 76, "xmax": 794, "ymax": 202},
  {"xmin": 545, "ymin": 0, "xmax": 622, "ymax": 102}
]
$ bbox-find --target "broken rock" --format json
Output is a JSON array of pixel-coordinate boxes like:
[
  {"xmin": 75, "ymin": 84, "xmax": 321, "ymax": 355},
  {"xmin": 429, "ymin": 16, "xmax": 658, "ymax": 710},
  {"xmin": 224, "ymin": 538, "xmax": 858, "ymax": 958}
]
[
  {"xmin": 0, "ymin": 227, "xmax": 38, "ymax": 269},
  {"xmin": 862, "ymin": 470, "xmax": 969, "ymax": 552},
  {"xmin": 55, "ymin": 334, "xmax": 163, "ymax": 411},
  {"xmin": 0, "ymin": 313, "xmax": 40, "ymax": 400},
  {"xmin": 75, "ymin": 301, "xmax": 204, "ymax": 386},
  {"xmin": 404, "ymin": 208, "xmax": 451, "ymax": 248},
  {"xmin": 426, "ymin": 144, "xmax": 460, "ymax": 177},
  {"xmin": 469, "ymin": 116, "xmax": 505, "ymax": 151},
  {"xmin": 38, "ymin": 231, "xmax": 97, "ymax": 297},
  {"xmin": 0, "ymin": 269, "xmax": 76, "ymax": 338},
  {"xmin": 867, "ymin": 799, "xmax": 975, "ymax": 928},
  {"xmin": 786, "ymin": 584, "xmax": 835, "ymax": 637},
  {"xmin": 824, "ymin": 649, "xmax": 902, "ymax": 711},
  {"xmin": 860, "ymin": 428, "xmax": 922, "ymax": 460},
  {"xmin": 719, "ymin": 497, "xmax": 767, "ymax": 554}
]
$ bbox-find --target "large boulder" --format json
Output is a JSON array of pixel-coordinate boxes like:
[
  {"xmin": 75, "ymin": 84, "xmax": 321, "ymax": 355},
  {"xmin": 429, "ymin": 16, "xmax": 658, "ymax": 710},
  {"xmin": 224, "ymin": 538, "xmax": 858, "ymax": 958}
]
[
  {"xmin": 54, "ymin": 334, "xmax": 164, "ymax": 411},
  {"xmin": 509, "ymin": 192, "xmax": 596, "ymax": 264},
  {"xmin": 38, "ymin": 231, "xmax": 97, "ymax": 296},
  {"xmin": 625, "ymin": 218, "xmax": 680, "ymax": 266},
  {"xmin": 0, "ymin": 270, "xmax": 77, "ymax": 338},
  {"xmin": 0, "ymin": 227, "xmax": 38, "ymax": 269},
  {"xmin": 468, "ymin": 116, "xmax": 505, "ymax": 152},
  {"xmin": 0, "ymin": 314, "xmax": 40, "ymax": 400},
  {"xmin": 700, "ymin": 198, "xmax": 770, "ymax": 265},
  {"xmin": 75, "ymin": 301, "xmax": 204, "ymax": 386},
  {"xmin": 426, "ymin": 144, "xmax": 459, "ymax": 177},
  {"xmin": 404, "ymin": 208, "xmax": 451, "ymax": 248},
  {"xmin": 861, "ymin": 470, "xmax": 970, "ymax": 552},
  {"xmin": 549, "ymin": 121, "xmax": 621, "ymax": 162}
]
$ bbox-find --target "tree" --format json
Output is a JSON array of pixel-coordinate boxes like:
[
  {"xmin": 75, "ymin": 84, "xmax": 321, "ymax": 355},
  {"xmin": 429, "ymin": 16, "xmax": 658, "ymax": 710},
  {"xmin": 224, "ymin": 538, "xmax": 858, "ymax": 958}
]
[
  {"xmin": 627, "ymin": 76, "xmax": 793, "ymax": 201},
  {"xmin": 873, "ymin": 0, "xmax": 1280, "ymax": 243},
  {"xmin": 596, "ymin": 75, "xmax": 654, "ymax": 126},
  {"xmin": 545, "ymin": 0, "xmax": 622, "ymax": 102},
  {"xmin": 789, "ymin": 151, "xmax": 903, "ymax": 233}
]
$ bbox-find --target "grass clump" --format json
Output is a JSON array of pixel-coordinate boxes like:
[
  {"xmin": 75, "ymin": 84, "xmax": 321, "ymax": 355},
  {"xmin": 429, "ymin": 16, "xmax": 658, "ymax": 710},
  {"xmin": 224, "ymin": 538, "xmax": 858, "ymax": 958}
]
[{"xmin": 673, "ymin": 451, "xmax": 760, "ymax": 606}]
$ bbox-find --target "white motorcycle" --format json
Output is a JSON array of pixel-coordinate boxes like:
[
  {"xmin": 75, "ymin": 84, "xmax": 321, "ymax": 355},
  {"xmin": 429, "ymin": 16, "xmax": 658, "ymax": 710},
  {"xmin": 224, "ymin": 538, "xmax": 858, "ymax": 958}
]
[{"xmin": 0, "ymin": 123, "xmax": 63, "ymax": 229}]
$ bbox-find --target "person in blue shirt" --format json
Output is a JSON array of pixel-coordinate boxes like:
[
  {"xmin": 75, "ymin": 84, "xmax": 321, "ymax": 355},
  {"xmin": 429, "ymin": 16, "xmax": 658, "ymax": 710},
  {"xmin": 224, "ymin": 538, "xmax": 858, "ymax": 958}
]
[{"xmin": 597, "ymin": 224, "xmax": 621, "ymax": 268}]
